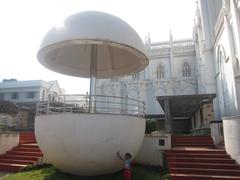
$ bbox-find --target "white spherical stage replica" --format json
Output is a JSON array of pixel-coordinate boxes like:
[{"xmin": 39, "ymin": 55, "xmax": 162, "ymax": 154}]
[
  {"xmin": 35, "ymin": 114, "xmax": 145, "ymax": 175},
  {"xmin": 35, "ymin": 11, "xmax": 149, "ymax": 175}
]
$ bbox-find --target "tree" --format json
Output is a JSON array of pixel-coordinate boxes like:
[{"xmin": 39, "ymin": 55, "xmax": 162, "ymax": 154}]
[{"xmin": 0, "ymin": 100, "xmax": 18, "ymax": 114}]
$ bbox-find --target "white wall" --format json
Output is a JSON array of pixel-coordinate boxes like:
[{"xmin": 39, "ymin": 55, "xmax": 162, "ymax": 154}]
[
  {"xmin": 134, "ymin": 134, "xmax": 171, "ymax": 166},
  {"xmin": 213, "ymin": 12, "xmax": 239, "ymax": 116},
  {"xmin": 195, "ymin": 0, "xmax": 240, "ymax": 119},
  {"xmin": 223, "ymin": 116, "xmax": 240, "ymax": 164},
  {"xmin": 0, "ymin": 133, "xmax": 19, "ymax": 155}
]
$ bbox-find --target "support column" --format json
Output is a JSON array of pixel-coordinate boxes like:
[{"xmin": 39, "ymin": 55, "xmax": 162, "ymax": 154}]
[
  {"xmin": 164, "ymin": 98, "xmax": 173, "ymax": 133},
  {"xmin": 89, "ymin": 44, "xmax": 98, "ymax": 113}
]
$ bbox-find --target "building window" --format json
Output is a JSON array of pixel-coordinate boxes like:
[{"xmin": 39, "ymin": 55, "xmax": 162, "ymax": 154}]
[
  {"xmin": 157, "ymin": 64, "xmax": 164, "ymax": 79},
  {"xmin": 26, "ymin": 92, "xmax": 35, "ymax": 99},
  {"xmin": 42, "ymin": 90, "xmax": 45, "ymax": 100},
  {"xmin": 132, "ymin": 72, "xmax": 140, "ymax": 80},
  {"xmin": 183, "ymin": 63, "xmax": 191, "ymax": 77},
  {"xmin": 11, "ymin": 92, "xmax": 19, "ymax": 99},
  {"xmin": 236, "ymin": 57, "xmax": 239, "ymax": 71},
  {"xmin": 52, "ymin": 94, "xmax": 55, "ymax": 101},
  {"xmin": 0, "ymin": 93, "xmax": 4, "ymax": 100}
]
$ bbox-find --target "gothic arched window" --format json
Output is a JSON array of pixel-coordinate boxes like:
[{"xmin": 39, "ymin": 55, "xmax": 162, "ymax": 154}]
[
  {"xmin": 183, "ymin": 63, "xmax": 191, "ymax": 77},
  {"xmin": 132, "ymin": 72, "xmax": 140, "ymax": 80},
  {"xmin": 157, "ymin": 64, "xmax": 164, "ymax": 79}
]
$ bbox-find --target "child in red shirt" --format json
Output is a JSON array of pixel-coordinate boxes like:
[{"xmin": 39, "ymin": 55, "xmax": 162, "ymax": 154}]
[{"xmin": 117, "ymin": 152, "xmax": 132, "ymax": 180}]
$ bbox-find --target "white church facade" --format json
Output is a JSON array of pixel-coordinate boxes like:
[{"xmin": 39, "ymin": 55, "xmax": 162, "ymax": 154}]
[
  {"xmin": 95, "ymin": 38, "xmax": 202, "ymax": 133},
  {"xmin": 96, "ymin": 37, "xmax": 197, "ymax": 114},
  {"xmin": 95, "ymin": 0, "xmax": 240, "ymax": 134},
  {"xmin": 194, "ymin": 0, "xmax": 240, "ymax": 118}
]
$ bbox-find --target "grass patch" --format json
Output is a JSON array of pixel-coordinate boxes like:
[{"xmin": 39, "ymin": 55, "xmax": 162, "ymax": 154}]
[
  {"xmin": 3, "ymin": 164, "xmax": 164, "ymax": 180},
  {"xmin": 160, "ymin": 153, "xmax": 171, "ymax": 180}
]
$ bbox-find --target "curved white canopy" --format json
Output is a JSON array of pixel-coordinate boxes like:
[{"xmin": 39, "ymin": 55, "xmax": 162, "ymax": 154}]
[{"xmin": 37, "ymin": 11, "xmax": 149, "ymax": 78}]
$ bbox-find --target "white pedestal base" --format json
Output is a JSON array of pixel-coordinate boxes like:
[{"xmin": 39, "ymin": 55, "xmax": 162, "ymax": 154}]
[{"xmin": 35, "ymin": 113, "xmax": 145, "ymax": 175}]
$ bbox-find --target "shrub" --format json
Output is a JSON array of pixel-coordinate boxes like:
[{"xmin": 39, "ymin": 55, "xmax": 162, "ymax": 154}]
[{"xmin": 145, "ymin": 120, "xmax": 159, "ymax": 134}]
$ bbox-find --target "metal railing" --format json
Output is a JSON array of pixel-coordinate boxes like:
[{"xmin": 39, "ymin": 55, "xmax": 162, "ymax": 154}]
[{"xmin": 36, "ymin": 94, "xmax": 145, "ymax": 117}]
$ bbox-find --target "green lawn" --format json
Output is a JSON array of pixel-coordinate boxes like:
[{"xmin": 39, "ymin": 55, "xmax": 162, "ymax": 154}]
[{"xmin": 3, "ymin": 164, "xmax": 169, "ymax": 180}]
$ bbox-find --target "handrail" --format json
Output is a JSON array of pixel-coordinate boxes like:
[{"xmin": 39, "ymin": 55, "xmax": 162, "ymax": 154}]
[
  {"xmin": 57, "ymin": 94, "xmax": 144, "ymax": 103},
  {"xmin": 222, "ymin": 115, "xmax": 240, "ymax": 120},
  {"xmin": 36, "ymin": 94, "xmax": 145, "ymax": 117}
]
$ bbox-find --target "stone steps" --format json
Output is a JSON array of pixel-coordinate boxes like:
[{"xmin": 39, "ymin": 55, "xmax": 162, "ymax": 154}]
[
  {"xmin": 166, "ymin": 135, "xmax": 240, "ymax": 179},
  {"xmin": 0, "ymin": 132, "xmax": 43, "ymax": 172}
]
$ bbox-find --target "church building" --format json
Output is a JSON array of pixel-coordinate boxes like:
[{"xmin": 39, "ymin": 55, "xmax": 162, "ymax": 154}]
[{"xmin": 95, "ymin": 0, "xmax": 240, "ymax": 136}]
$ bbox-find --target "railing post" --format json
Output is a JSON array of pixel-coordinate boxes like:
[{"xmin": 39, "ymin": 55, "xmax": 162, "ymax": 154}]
[
  {"xmin": 138, "ymin": 101, "xmax": 140, "ymax": 117},
  {"xmin": 143, "ymin": 101, "xmax": 145, "ymax": 118},
  {"xmin": 36, "ymin": 103, "xmax": 39, "ymax": 115},
  {"xmin": 63, "ymin": 95, "xmax": 66, "ymax": 112},
  {"xmin": 47, "ymin": 98, "xmax": 50, "ymax": 114}
]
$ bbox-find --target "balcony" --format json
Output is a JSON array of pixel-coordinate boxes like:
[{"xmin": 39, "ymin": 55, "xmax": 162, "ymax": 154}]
[{"xmin": 36, "ymin": 94, "xmax": 145, "ymax": 117}]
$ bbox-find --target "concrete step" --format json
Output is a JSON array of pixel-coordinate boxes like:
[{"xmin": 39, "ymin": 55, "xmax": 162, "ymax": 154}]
[
  {"xmin": 172, "ymin": 140, "xmax": 213, "ymax": 143},
  {"xmin": 19, "ymin": 138, "xmax": 36, "ymax": 142},
  {"xmin": 172, "ymin": 138, "xmax": 213, "ymax": 141},
  {"xmin": 172, "ymin": 137, "xmax": 213, "ymax": 140},
  {"xmin": 12, "ymin": 147, "xmax": 42, "ymax": 152},
  {"xmin": 0, "ymin": 163, "xmax": 25, "ymax": 172},
  {"xmin": 168, "ymin": 162, "xmax": 240, "ymax": 170},
  {"xmin": 173, "ymin": 137, "xmax": 213, "ymax": 139},
  {"xmin": 0, "ymin": 132, "xmax": 42, "ymax": 173},
  {"xmin": 166, "ymin": 153, "xmax": 230, "ymax": 158},
  {"xmin": 172, "ymin": 141, "xmax": 214, "ymax": 144},
  {"xmin": 18, "ymin": 144, "xmax": 39, "ymax": 148},
  {"xmin": 19, "ymin": 136, "xmax": 35, "ymax": 139},
  {"xmin": 172, "ymin": 135, "xmax": 212, "ymax": 138},
  {"xmin": 19, "ymin": 137, "xmax": 36, "ymax": 140},
  {"xmin": 171, "ymin": 173, "xmax": 240, "ymax": 180},
  {"xmin": 167, "ymin": 157, "xmax": 236, "ymax": 164},
  {"xmin": 167, "ymin": 135, "xmax": 240, "ymax": 179},
  {"xmin": 170, "ymin": 168, "xmax": 240, "ymax": 176},
  {"xmin": 19, "ymin": 141, "xmax": 37, "ymax": 144},
  {"xmin": 165, "ymin": 149, "xmax": 226, "ymax": 154},
  {"xmin": 172, "ymin": 144, "xmax": 215, "ymax": 147},
  {"xmin": 19, "ymin": 135, "xmax": 36, "ymax": 138},
  {"xmin": 0, "ymin": 158, "xmax": 35, "ymax": 165},
  {"xmin": 7, "ymin": 151, "xmax": 43, "ymax": 157},
  {"xmin": 1, "ymin": 154, "xmax": 40, "ymax": 161}
]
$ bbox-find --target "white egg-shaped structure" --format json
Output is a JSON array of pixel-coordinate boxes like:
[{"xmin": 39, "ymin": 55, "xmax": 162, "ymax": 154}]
[
  {"xmin": 35, "ymin": 113, "xmax": 145, "ymax": 175},
  {"xmin": 36, "ymin": 11, "xmax": 149, "ymax": 176}
]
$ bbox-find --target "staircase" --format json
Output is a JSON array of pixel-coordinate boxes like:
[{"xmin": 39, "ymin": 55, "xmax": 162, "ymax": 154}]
[
  {"xmin": 0, "ymin": 132, "xmax": 43, "ymax": 172},
  {"xmin": 165, "ymin": 135, "xmax": 240, "ymax": 180}
]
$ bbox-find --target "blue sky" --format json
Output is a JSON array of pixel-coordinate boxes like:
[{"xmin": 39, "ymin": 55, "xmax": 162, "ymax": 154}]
[{"xmin": 0, "ymin": 0, "xmax": 196, "ymax": 94}]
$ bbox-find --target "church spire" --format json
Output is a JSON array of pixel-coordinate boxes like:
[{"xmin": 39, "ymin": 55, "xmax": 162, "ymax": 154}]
[{"xmin": 169, "ymin": 30, "xmax": 174, "ymax": 78}]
